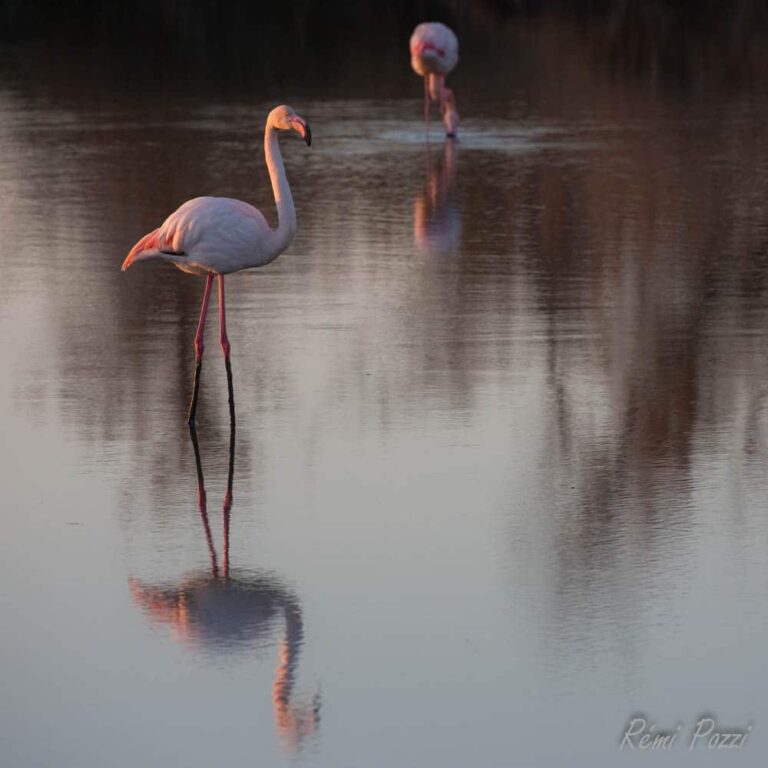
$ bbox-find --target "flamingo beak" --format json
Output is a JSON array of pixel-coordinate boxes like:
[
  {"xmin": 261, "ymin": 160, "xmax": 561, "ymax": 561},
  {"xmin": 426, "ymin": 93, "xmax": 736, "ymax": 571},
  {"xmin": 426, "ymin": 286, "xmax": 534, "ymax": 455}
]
[{"xmin": 291, "ymin": 117, "xmax": 312, "ymax": 146}]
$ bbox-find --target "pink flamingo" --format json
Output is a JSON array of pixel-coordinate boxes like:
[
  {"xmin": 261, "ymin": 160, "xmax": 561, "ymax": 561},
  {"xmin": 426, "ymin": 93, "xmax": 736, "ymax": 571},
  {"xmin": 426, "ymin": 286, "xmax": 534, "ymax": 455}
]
[
  {"xmin": 410, "ymin": 22, "xmax": 459, "ymax": 137},
  {"xmin": 121, "ymin": 105, "xmax": 312, "ymax": 424}
]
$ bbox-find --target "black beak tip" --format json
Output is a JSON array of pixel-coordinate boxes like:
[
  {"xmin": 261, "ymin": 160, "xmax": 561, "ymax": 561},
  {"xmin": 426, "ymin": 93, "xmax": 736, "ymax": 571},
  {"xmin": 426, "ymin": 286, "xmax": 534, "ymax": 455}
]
[{"xmin": 305, "ymin": 124, "xmax": 312, "ymax": 146}]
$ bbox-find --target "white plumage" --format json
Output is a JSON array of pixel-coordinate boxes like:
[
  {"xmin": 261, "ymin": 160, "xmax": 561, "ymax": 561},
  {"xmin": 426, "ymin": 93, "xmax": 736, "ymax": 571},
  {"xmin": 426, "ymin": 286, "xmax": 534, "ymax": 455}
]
[
  {"xmin": 410, "ymin": 22, "xmax": 459, "ymax": 77},
  {"xmin": 125, "ymin": 197, "xmax": 276, "ymax": 276},
  {"xmin": 122, "ymin": 105, "xmax": 310, "ymax": 276}
]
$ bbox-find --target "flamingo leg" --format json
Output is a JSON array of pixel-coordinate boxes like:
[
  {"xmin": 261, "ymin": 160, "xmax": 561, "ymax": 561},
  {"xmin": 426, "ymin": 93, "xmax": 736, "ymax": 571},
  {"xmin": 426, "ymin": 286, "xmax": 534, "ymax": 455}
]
[
  {"xmin": 423, "ymin": 76, "xmax": 430, "ymax": 131},
  {"xmin": 442, "ymin": 86, "xmax": 456, "ymax": 136},
  {"xmin": 435, "ymin": 75, "xmax": 457, "ymax": 138},
  {"xmin": 218, "ymin": 274, "xmax": 236, "ymax": 427},
  {"xmin": 187, "ymin": 274, "xmax": 214, "ymax": 425}
]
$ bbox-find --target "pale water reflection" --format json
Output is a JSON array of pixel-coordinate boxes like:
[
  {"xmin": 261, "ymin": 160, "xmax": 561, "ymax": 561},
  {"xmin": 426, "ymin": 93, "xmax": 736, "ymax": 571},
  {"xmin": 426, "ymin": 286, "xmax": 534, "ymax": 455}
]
[{"xmin": 2, "ymin": 12, "xmax": 768, "ymax": 768}]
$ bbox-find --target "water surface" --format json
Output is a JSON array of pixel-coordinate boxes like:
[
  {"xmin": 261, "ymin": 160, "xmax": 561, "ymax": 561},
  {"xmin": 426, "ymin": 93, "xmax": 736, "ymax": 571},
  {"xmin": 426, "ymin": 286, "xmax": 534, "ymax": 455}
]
[{"xmin": 2, "ymin": 13, "xmax": 768, "ymax": 767}]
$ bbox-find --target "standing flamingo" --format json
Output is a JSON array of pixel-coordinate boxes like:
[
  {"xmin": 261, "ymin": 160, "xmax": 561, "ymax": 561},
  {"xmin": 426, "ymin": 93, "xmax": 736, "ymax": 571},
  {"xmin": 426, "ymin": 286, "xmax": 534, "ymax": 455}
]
[
  {"xmin": 121, "ymin": 105, "xmax": 312, "ymax": 424},
  {"xmin": 410, "ymin": 22, "xmax": 459, "ymax": 137}
]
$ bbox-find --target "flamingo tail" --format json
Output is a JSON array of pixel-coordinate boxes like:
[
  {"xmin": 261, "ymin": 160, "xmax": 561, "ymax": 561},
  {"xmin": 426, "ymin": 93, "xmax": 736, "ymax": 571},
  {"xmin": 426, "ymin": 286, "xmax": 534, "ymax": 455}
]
[{"xmin": 122, "ymin": 228, "xmax": 186, "ymax": 271}]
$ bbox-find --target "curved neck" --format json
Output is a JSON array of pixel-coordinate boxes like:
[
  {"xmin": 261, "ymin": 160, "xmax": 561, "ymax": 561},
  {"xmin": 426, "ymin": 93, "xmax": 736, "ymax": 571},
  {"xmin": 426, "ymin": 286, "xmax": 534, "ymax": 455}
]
[{"xmin": 265, "ymin": 124, "xmax": 297, "ymax": 254}]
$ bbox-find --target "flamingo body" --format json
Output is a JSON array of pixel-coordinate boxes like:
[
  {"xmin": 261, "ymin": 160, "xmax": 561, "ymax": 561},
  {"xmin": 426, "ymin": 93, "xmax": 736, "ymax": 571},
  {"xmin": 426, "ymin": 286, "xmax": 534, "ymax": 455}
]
[
  {"xmin": 410, "ymin": 22, "xmax": 459, "ymax": 78},
  {"xmin": 124, "ymin": 197, "xmax": 275, "ymax": 276}
]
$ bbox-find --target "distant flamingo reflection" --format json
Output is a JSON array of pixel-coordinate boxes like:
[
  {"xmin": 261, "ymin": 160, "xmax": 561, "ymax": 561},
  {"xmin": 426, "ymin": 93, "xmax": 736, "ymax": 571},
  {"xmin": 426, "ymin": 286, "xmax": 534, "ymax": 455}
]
[
  {"xmin": 130, "ymin": 422, "xmax": 320, "ymax": 754},
  {"xmin": 414, "ymin": 139, "xmax": 461, "ymax": 255}
]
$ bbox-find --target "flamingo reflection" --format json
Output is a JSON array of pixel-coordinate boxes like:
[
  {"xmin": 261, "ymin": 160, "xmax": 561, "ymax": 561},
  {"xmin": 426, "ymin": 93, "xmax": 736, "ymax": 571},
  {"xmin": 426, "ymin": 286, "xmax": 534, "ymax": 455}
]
[
  {"xmin": 130, "ymin": 423, "xmax": 320, "ymax": 754},
  {"xmin": 414, "ymin": 139, "xmax": 461, "ymax": 255}
]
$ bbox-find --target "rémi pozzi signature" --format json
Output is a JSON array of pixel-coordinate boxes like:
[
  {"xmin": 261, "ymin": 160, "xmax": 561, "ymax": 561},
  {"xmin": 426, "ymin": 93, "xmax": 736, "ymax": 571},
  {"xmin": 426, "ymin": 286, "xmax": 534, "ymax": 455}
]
[{"xmin": 620, "ymin": 716, "xmax": 752, "ymax": 751}]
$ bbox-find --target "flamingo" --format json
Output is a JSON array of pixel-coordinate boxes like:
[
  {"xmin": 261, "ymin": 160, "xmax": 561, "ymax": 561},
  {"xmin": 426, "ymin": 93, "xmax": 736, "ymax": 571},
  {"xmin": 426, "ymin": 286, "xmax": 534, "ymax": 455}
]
[
  {"xmin": 410, "ymin": 22, "xmax": 459, "ymax": 137},
  {"xmin": 121, "ymin": 104, "xmax": 312, "ymax": 424}
]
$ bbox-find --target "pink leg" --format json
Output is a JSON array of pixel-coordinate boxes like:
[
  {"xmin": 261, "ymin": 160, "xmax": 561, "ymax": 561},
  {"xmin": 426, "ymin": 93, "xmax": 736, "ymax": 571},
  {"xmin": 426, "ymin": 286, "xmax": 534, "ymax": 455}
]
[
  {"xmin": 442, "ymin": 85, "xmax": 458, "ymax": 137},
  {"xmin": 428, "ymin": 73, "xmax": 444, "ymax": 104},
  {"xmin": 218, "ymin": 274, "xmax": 236, "ymax": 427},
  {"xmin": 194, "ymin": 274, "xmax": 214, "ymax": 362},
  {"xmin": 187, "ymin": 274, "xmax": 214, "ymax": 424}
]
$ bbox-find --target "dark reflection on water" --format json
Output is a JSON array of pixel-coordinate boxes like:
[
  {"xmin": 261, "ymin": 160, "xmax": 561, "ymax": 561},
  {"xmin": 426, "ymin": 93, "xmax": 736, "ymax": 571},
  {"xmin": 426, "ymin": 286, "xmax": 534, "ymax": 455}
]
[
  {"xmin": 130, "ymin": 425, "xmax": 321, "ymax": 755},
  {"xmin": 2, "ymin": 8, "xmax": 768, "ymax": 768}
]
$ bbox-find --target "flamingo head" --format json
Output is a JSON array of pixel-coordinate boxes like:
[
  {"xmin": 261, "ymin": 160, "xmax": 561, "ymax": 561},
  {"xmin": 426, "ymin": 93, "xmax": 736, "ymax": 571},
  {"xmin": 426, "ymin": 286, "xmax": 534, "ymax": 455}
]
[{"xmin": 268, "ymin": 105, "xmax": 312, "ymax": 146}]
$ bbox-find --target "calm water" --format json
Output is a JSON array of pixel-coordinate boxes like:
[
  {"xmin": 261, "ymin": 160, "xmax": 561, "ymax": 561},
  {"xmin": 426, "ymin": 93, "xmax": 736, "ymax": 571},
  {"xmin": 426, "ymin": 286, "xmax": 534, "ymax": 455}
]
[{"xmin": 2, "ymin": 14, "xmax": 768, "ymax": 767}]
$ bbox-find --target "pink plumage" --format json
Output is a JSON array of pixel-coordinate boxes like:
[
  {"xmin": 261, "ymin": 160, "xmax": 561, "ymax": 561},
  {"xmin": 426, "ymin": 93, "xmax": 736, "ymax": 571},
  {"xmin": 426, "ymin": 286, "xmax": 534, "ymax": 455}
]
[
  {"xmin": 410, "ymin": 22, "xmax": 459, "ymax": 77},
  {"xmin": 125, "ymin": 228, "xmax": 161, "ymax": 259}
]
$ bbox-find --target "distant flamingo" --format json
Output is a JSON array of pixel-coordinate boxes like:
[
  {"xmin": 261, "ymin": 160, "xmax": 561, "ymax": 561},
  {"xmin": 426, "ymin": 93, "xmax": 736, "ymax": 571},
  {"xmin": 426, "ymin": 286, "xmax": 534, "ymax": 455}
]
[
  {"xmin": 410, "ymin": 22, "xmax": 459, "ymax": 137},
  {"xmin": 121, "ymin": 105, "xmax": 312, "ymax": 424}
]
